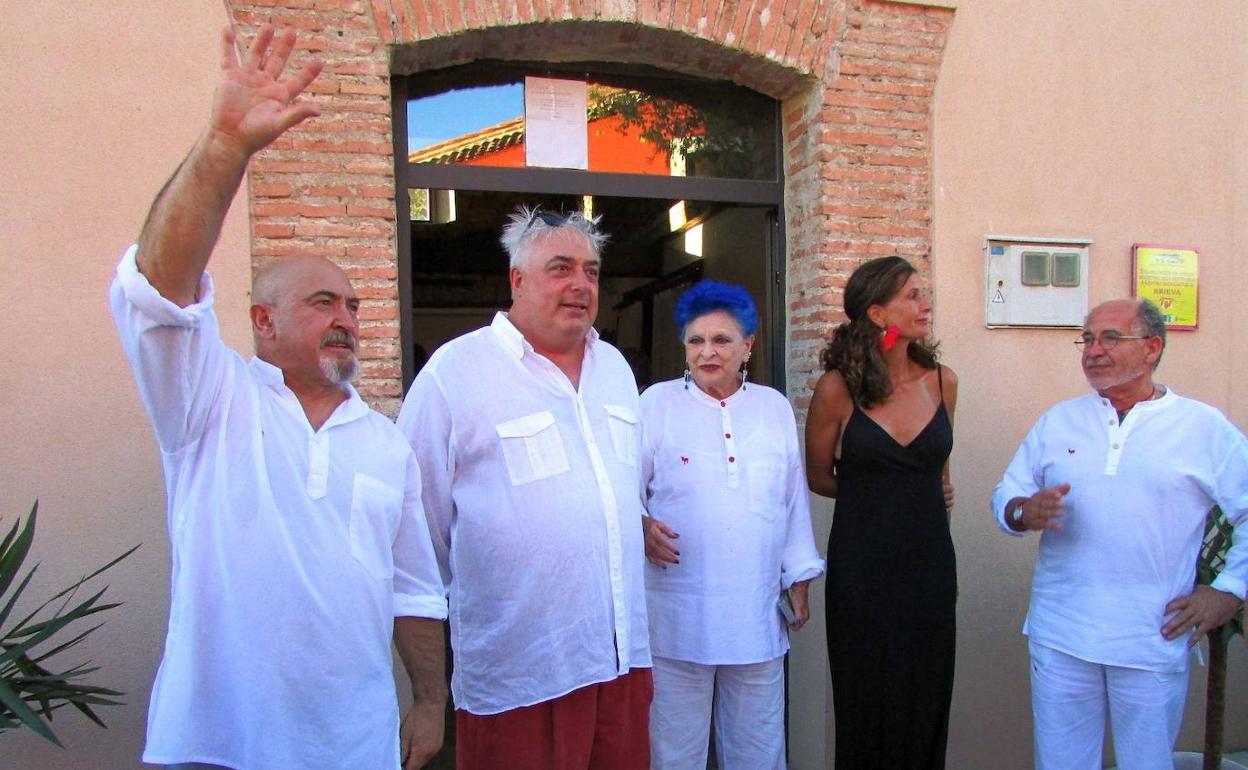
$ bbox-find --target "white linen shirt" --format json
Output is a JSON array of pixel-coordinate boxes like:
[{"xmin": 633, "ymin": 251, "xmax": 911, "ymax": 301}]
[
  {"xmin": 992, "ymin": 388, "xmax": 1248, "ymax": 673},
  {"xmin": 396, "ymin": 312, "xmax": 652, "ymax": 715},
  {"xmin": 640, "ymin": 379, "xmax": 825, "ymax": 664},
  {"xmin": 111, "ymin": 246, "xmax": 447, "ymax": 770}
]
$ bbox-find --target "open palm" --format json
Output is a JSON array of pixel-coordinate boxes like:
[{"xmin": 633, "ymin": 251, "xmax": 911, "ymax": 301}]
[{"xmin": 211, "ymin": 25, "xmax": 322, "ymax": 157}]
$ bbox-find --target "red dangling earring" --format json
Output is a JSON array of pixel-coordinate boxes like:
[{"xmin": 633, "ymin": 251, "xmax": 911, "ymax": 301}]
[{"xmin": 880, "ymin": 324, "xmax": 901, "ymax": 352}]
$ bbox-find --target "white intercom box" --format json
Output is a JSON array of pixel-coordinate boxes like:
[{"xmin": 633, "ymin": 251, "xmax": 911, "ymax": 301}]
[{"xmin": 984, "ymin": 235, "xmax": 1092, "ymax": 328}]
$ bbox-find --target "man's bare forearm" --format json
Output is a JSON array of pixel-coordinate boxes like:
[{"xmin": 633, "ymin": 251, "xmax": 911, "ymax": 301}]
[
  {"xmin": 394, "ymin": 616, "xmax": 448, "ymax": 707},
  {"xmin": 136, "ymin": 131, "xmax": 251, "ymax": 307}
]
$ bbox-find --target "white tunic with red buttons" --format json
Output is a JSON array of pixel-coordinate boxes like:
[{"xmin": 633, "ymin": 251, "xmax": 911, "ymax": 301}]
[{"xmin": 640, "ymin": 378, "xmax": 824, "ymax": 664}]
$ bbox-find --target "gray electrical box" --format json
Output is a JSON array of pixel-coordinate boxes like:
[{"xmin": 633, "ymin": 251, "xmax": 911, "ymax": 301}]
[{"xmin": 985, "ymin": 235, "xmax": 1092, "ymax": 328}]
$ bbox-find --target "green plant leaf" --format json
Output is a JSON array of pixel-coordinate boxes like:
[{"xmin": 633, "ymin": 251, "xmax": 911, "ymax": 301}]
[
  {"xmin": 68, "ymin": 700, "xmax": 107, "ymax": 729},
  {"xmin": 0, "ymin": 506, "xmax": 37, "ymax": 601},
  {"xmin": 5, "ymin": 589, "xmax": 114, "ymax": 660},
  {"xmin": 28, "ymin": 623, "xmax": 106, "ymax": 666},
  {"xmin": 0, "ymin": 501, "xmax": 137, "ymax": 746},
  {"xmin": 7, "ymin": 544, "xmax": 135, "ymax": 635},
  {"xmin": 14, "ymin": 596, "xmax": 121, "ymax": 640},
  {"xmin": 0, "ymin": 566, "xmax": 37, "ymax": 639},
  {"xmin": 0, "ymin": 672, "xmax": 62, "ymax": 746}
]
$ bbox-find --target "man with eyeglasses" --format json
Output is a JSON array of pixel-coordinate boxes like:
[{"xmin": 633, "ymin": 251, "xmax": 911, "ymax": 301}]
[
  {"xmin": 992, "ymin": 298, "xmax": 1248, "ymax": 769},
  {"xmin": 397, "ymin": 207, "xmax": 652, "ymax": 769}
]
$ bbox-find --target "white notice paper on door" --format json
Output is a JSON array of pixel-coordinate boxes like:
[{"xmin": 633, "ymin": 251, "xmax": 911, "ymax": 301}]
[{"xmin": 524, "ymin": 76, "xmax": 588, "ymax": 169}]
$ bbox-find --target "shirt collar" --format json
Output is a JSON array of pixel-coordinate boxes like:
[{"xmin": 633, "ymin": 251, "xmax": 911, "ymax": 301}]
[
  {"xmin": 248, "ymin": 356, "xmax": 370, "ymax": 425},
  {"xmin": 1133, "ymin": 384, "xmax": 1176, "ymax": 412},
  {"xmin": 686, "ymin": 379, "xmax": 749, "ymax": 407},
  {"xmin": 249, "ymin": 355, "xmax": 287, "ymax": 386},
  {"xmin": 1091, "ymin": 384, "xmax": 1177, "ymax": 413},
  {"xmin": 489, "ymin": 311, "xmax": 600, "ymax": 359}
]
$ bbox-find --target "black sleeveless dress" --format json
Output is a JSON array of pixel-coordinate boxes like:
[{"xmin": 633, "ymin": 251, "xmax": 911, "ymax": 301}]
[{"xmin": 825, "ymin": 370, "xmax": 956, "ymax": 769}]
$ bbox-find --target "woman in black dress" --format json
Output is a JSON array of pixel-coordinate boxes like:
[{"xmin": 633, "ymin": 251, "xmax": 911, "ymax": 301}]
[{"xmin": 804, "ymin": 256, "xmax": 958, "ymax": 769}]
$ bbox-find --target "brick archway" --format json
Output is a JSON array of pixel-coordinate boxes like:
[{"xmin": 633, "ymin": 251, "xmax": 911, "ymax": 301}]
[{"xmin": 224, "ymin": 0, "xmax": 952, "ymax": 415}]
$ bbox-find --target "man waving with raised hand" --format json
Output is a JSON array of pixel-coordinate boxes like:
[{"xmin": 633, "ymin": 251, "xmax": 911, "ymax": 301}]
[{"xmin": 112, "ymin": 25, "xmax": 447, "ymax": 770}]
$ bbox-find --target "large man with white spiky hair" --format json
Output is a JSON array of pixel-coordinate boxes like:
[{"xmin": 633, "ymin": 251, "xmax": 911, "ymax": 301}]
[{"xmin": 397, "ymin": 206, "xmax": 653, "ymax": 770}]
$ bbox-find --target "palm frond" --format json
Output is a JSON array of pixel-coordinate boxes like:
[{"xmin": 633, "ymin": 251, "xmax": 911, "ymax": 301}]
[{"xmin": 0, "ymin": 501, "xmax": 138, "ymax": 746}]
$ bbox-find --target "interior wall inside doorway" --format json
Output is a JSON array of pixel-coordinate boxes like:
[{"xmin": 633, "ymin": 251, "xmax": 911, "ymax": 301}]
[{"xmin": 407, "ymin": 196, "xmax": 774, "ymax": 392}]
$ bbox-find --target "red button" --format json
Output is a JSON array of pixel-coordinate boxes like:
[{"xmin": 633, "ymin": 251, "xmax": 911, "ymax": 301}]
[
  {"xmin": 720, "ymin": 401, "xmax": 727, "ymax": 407},
  {"xmin": 728, "ymin": 456, "xmax": 735, "ymax": 463},
  {"xmin": 724, "ymin": 433, "xmax": 732, "ymax": 439}
]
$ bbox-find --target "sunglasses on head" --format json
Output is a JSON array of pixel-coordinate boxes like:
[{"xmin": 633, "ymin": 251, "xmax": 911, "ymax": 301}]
[{"xmin": 525, "ymin": 209, "xmax": 570, "ymax": 231}]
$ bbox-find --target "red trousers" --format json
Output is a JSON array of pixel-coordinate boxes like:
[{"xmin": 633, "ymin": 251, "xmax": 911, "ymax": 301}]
[{"xmin": 456, "ymin": 668, "xmax": 653, "ymax": 770}]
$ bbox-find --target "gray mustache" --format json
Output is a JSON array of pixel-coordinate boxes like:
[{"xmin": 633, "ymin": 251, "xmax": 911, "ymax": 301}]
[{"xmin": 322, "ymin": 330, "xmax": 357, "ymax": 351}]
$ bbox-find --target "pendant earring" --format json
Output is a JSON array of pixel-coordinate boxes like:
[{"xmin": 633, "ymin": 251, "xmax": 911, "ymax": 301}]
[
  {"xmin": 683, "ymin": 369, "xmax": 691, "ymax": 389},
  {"xmin": 880, "ymin": 324, "xmax": 901, "ymax": 352},
  {"xmin": 741, "ymin": 353, "xmax": 751, "ymax": 390}
]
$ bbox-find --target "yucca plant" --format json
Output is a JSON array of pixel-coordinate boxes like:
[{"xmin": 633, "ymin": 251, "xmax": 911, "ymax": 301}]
[
  {"xmin": 1197, "ymin": 505, "xmax": 1245, "ymax": 770},
  {"xmin": 0, "ymin": 501, "xmax": 138, "ymax": 746}
]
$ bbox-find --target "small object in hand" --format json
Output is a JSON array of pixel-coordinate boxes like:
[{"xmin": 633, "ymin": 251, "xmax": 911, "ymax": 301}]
[{"xmin": 778, "ymin": 591, "xmax": 797, "ymax": 625}]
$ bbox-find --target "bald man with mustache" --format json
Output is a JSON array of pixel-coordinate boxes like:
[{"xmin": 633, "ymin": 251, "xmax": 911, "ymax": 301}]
[{"xmin": 110, "ymin": 25, "xmax": 447, "ymax": 770}]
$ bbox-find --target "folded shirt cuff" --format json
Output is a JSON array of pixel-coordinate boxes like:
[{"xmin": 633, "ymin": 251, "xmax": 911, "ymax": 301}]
[
  {"xmin": 995, "ymin": 503, "xmax": 1030, "ymax": 537},
  {"xmin": 394, "ymin": 593, "xmax": 450, "ymax": 620},
  {"xmin": 1210, "ymin": 574, "xmax": 1246, "ymax": 601},
  {"xmin": 783, "ymin": 559, "xmax": 826, "ymax": 589},
  {"xmin": 116, "ymin": 243, "xmax": 215, "ymax": 326}
]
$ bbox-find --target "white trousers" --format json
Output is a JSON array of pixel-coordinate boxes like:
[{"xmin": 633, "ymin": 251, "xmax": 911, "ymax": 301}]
[
  {"xmin": 1029, "ymin": 640, "xmax": 1188, "ymax": 770},
  {"xmin": 650, "ymin": 654, "xmax": 786, "ymax": 770}
]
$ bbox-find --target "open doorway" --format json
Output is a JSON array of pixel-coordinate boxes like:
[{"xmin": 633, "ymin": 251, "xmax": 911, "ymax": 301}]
[{"xmin": 404, "ymin": 191, "xmax": 778, "ymax": 391}]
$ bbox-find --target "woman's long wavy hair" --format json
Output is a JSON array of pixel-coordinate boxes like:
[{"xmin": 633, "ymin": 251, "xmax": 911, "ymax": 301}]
[{"xmin": 819, "ymin": 256, "xmax": 940, "ymax": 409}]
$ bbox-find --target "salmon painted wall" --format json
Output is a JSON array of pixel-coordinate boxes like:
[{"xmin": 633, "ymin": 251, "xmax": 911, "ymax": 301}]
[
  {"xmin": 929, "ymin": 1, "xmax": 1248, "ymax": 767},
  {"xmin": 0, "ymin": 2, "xmax": 252, "ymax": 766}
]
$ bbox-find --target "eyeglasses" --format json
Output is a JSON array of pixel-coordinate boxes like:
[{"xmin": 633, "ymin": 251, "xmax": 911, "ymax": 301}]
[
  {"xmin": 525, "ymin": 209, "xmax": 569, "ymax": 232},
  {"xmin": 1073, "ymin": 331, "xmax": 1149, "ymax": 350}
]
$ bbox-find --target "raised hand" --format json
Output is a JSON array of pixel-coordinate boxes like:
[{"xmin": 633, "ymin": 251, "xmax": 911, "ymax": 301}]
[
  {"xmin": 135, "ymin": 25, "xmax": 324, "ymax": 306},
  {"xmin": 211, "ymin": 24, "xmax": 323, "ymax": 159}
]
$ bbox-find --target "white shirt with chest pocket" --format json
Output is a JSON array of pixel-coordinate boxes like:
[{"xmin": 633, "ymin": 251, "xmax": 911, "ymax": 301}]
[{"xmin": 397, "ymin": 312, "xmax": 652, "ymax": 715}]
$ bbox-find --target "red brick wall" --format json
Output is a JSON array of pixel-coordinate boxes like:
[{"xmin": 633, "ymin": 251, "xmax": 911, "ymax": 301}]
[
  {"xmin": 224, "ymin": 0, "xmax": 952, "ymax": 416},
  {"xmin": 787, "ymin": 0, "xmax": 952, "ymax": 409}
]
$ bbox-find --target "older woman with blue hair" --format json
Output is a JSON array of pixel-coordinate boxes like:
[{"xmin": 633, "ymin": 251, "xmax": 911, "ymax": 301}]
[{"xmin": 640, "ymin": 280, "xmax": 824, "ymax": 770}]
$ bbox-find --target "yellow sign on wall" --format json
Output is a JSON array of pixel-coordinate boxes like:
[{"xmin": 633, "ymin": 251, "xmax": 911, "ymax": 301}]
[{"xmin": 1133, "ymin": 244, "xmax": 1199, "ymax": 330}]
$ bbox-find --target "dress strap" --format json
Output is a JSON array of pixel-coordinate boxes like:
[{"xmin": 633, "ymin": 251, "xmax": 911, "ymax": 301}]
[{"xmin": 936, "ymin": 365, "xmax": 944, "ymax": 404}]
